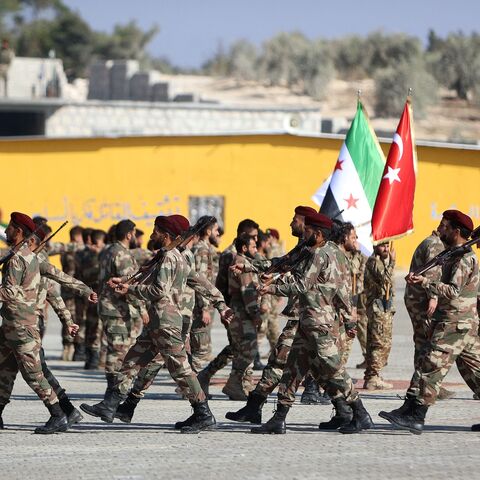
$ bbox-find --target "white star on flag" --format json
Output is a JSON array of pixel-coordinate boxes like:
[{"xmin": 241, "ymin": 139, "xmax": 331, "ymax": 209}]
[{"xmin": 383, "ymin": 166, "xmax": 401, "ymax": 185}]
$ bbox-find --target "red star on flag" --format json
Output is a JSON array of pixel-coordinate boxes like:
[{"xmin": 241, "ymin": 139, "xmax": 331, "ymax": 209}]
[
  {"xmin": 334, "ymin": 159, "xmax": 344, "ymax": 171},
  {"xmin": 344, "ymin": 193, "xmax": 359, "ymax": 209}
]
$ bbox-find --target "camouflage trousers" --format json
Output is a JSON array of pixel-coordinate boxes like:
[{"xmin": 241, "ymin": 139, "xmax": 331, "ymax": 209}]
[
  {"xmin": 103, "ymin": 316, "xmax": 134, "ymax": 376},
  {"xmin": 364, "ymin": 305, "xmax": 394, "ymax": 380},
  {"xmin": 114, "ymin": 317, "xmax": 205, "ymax": 404},
  {"xmin": 338, "ymin": 323, "xmax": 355, "ymax": 367},
  {"xmin": 128, "ymin": 316, "xmax": 192, "ymax": 397},
  {"xmin": 62, "ymin": 298, "xmax": 76, "ymax": 346},
  {"xmin": 229, "ymin": 310, "xmax": 258, "ymax": 376},
  {"xmin": 85, "ymin": 302, "xmax": 102, "ymax": 351},
  {"xmin": 356, "ymin": 305, "xmax": 368, "ymax": 357},
  {"xmin": 278, "ymin": 318, "xmax": 358, "ymax": 407},
  {"xmin": 190, "ymin": 311, "xmax": 213, "ymax": 372},
  {"xmin": 0, "ymin": 322, "xmax": 58, "ymax": 407},
  {"xmin": 254, "ymin": 318, "xmax": 298, "ymax": 397},
  {"xmin": 258, "ymin": 312, "xmax": 281, "ymax": 351},
  {"xmin": 405, "ymin": 296, "xmax": 433, "ymax": 397},
  {"xmin": 418, "ymin": 319, "xmax": 480, "ymax": 406}
]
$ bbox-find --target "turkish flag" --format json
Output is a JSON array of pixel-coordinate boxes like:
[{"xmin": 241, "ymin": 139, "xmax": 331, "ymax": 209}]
[{"xmin": 371, "ymin": 99, "xmax": 417, "ymax": 243}]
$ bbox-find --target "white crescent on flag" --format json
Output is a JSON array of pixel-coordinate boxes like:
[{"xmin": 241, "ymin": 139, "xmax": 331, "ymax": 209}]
[{"xmin": 392, "ymin": 133, "xmax": 403, "ymax": 161}]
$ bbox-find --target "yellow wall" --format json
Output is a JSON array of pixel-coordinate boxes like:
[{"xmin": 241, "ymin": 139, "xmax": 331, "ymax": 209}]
[{"xmin": 0, "ymin": 134, "xmax": 479, "ymax": 268}]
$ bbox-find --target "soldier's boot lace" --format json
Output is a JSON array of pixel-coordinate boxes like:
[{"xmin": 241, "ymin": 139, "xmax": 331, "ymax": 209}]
[
  {"xmin": 34, "ymin": 402, "xmax": 68, "ymax": 434},
  {"xmin": 318, "ymin": 397, "xmax": 353, "ymax": 430},
  {"xmin": 225, "ymin": 391, "xmax": 266, "ymax": 424},
  {"xmin": 115, "ymin": 392, "xmax": 141, "ymax": 423},
  {"xmin": 382, "ymin": 401, "xmax": 428, "ymax": 435},
  {"xmin": 80, "ymin": 389, "xmax": 124, "ymax": 423},
  {"xmin": 339, "ymin": 398, "xmax": 374, "ymax": 434},
  {"xmin": 250, "ymin": 402, "xmax": 289, "ymax": 434},
  {"xmin": 180, "ymin": 401, "xmax": 217, "ymax": 434}
]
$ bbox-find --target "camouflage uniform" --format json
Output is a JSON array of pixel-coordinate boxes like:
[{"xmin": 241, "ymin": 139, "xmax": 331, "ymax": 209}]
[
  {"xmin": 225, "ymin": 252, "xmax": 262, "ymax": 393},
  {"xmin": 417, "ymin": 249, "xmax": 480, "ymax": 405},
  {"xmin": 131, "ymin": 248, "xmax": 154, "ymax": 267},
  {"xmin": 113, "ymin": 249, "xmax": 228, "ymax": 405},
  {"xmin": 0, "ymin": 245, "xmax": 58, "ymax": 409},
  {"xmin": 272, "ymin": 241, "xmax": 358, "ymax": 406},
  {"xmin": 364, "ymin": 252, "xmax": 395, "ymax": 381},
  {"xmin": 190, "ymin": 239, "xmax": 216, "ymax": 371},
  {"xmin": 404, "ymin": 231, "xmax": 444, "ymax": 397},
  {"xmin": 59, "ymin": 250, "xmax": 80, "ymax": 351},
  {"xmin": 98, "ymin": 242, "xmax": 145, "ymax": 378}
]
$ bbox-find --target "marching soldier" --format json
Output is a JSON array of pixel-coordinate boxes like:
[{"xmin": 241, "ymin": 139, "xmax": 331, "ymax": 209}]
[{"xmin": 380, "ymin": 210, "xmax": 480, "ymax": 434}]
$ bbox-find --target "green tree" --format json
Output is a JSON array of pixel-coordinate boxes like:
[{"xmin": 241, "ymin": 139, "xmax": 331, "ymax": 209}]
[
  {"xmin": 300, "ymin": 39, "xmax": 335, "ymax": 99},
  {"xmin": 227, "ymin": 39, "xmax": 257, "ymax": 81}
]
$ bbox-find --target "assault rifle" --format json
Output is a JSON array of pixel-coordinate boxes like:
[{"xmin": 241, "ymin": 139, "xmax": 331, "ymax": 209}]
[
  {"xmin": 413, "ymin": 225, "xmax": 480, "ymax": 276},
  {"xmin": 124, "ymin": 216, "xmax": 216, "ymax": 286},
  {"xmin": 33, "ymin": 221, "xmax": 68, "ymax": 253},
  {"xmin": 0, "ymin": 223, "xmax": 50, "ymax": 266}
]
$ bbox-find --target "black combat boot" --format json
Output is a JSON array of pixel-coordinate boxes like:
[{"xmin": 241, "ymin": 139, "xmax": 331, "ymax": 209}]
[
  {"xmin": 253, "ymin": 351, "xmax": 265, "ymax": 371},
  {"xmin": 0, "ymin": 404, "xmax": 5, "ymax": 429},
  {"xmin": 84, "ymin": 348, "xmax": 100, "ymax": 370},
  {"xmin": 73, "ymin": 343, "xmax": 86, "ymax": 362},
  {"xmin": 382, "ymin": 401, "xmax": 428, "ymax": 435},
  {"xmin": 34, "ymin": 403, "xmax": 68, "ymax": 434},
  {"xmin": 80, "ymin": 389, "xmax": 125, "ymax": 423},
  {"xmin": 338, "ymin": 398, "xmax": 374, "ymax": 434},
  {"xmin": 472, "ymin": 424, "xmax": 480, "ymax": 431},
  {"xmin": 250, "ymin": 403, "xmax": 290, "ymax": 434},
  {"xmin": 379, "ymin": 396, "xmax": 415, "ymax": 422},
  {"xmin": 115, "ymin": 392, "xmax": 141, "ymax": 423},
  {"xmin": 58, "ymin": 390, "xmax": 84, "ymax": 428},
  {"xmin": 300, "ymin": 375, "xmax": 330, "ymax": 405},
  {"xmin": 318, "ymin": 397, "xmax": 353, "ymax": 430},
  {"xmin": 179, "ymin": 401, "xmax": 217, "ymax": 434},
  {"xmin": 225, "ymin": 391, "xmax": 267, "ymax": 424}
]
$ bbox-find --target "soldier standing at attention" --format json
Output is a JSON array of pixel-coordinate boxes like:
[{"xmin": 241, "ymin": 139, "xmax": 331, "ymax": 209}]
[
  {"xmin": 251, "ymin": 212, "xmax": 372, "ymax": 435},
  {"xmin": 96, "ymin": 220, "xmax": 148, "ymax": 393},
  {"xmin": 81, "ymin": 215, "xmax": 234, "ymax": 433},
  {"xmin": 380, "ymin": 210, "xmax": 480, "ymax": 434},
  {"xmin": 362, "ymin": 242, "xmax": 395, "ymax": 390},
  {"xmin": 0, "ymin": 212, "xmax": 67, "ymax": 434},
  {"xmin": 190, "ymin": 216, "xmax": 220, "ymax": 371}
]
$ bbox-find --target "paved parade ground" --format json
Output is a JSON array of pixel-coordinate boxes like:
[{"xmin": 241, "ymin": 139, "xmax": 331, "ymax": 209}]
[{"xmin": 1, "ymin": 277, "xmax": 479, "ymax": 480}]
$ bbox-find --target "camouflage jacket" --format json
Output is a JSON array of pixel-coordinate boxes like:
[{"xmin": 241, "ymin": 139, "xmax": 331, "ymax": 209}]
[
  {"xmin": 346, "ymin": 250, "xmax": 367, "ymax": 296},
  {"xmin": 405, "ymin": 231, "xmax": 444, "ymax": 302},
  {"xmin": 215, "ymin": 243, "xmax": 236, "ymax": 304},
  {"xmin": 76, "ymin": 246, "xmax": 102, "ymax": 291},
  {"xmin": 60, "ymin": 249, "xmax": 77, "ymax": 301},
  {"xmin": 228, "ymin": 253, "xmax": 262, "ymax": 321},
  {"xmin": 131, "ymin": 248, "xmax": 154, "ymax": 267},
  {"xmin": 271, "ymin": 241, "xmax": 352, "ymax": 326},
  {"xmin": 47, "ymin": 241, "xmax": 83, "ymax": 256},
  {"xmin": 192, "ymin": 239, "xmax": 216, "ymax": 311},
  {"xmin": 128, "ymin": 248, "xmax": 227, "ymax": 329},
  {"xmin": 36, "ymin": 250, "xmax": 92, "ymax": 326},
  {"xmin": 98, "ymin": 242, "xmax": 144, "ymax": 319},
  {"xmin": 254, "ymin": 252, "xmax": 273, "ymax": 316},
  {"xmin": 0, "ymin": 244, "xmax": 40, "ymax": 326},
  {"xmin": 179, "ymin": 247, "xmax": 195, "ymax": 318},
  {"xmin": 422, "ymin": 248, "xmax": 479, "ymax": 323},
  {"xmin": 364, "ymin": 252, "xmax": 396, "ymax": 312}
]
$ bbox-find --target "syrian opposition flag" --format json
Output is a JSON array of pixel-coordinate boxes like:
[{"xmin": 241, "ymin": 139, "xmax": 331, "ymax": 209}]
[
  {"xmin": 312, "ymin": 101, "xmax": 385, "ymax": 254},
  {"xmin": 371, "ymin": 98, "xmax": 417, "ymax": 244}
]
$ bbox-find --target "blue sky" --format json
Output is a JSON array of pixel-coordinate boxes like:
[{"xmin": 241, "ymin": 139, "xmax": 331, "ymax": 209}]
[{"xmin": 63, "ymin": 0, "xmax": 480, "ymax": 68}]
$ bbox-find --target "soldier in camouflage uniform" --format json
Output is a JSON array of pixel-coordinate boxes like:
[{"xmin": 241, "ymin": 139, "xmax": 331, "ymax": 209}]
[
  {"xmin": 196, "ymin": 219, "xmax": 259, "ymax": 392},
  {"xmin": 97, "ymin": 220, "xmax": 147, "ymax": 392},
  {"xmin": 251, "ymin": 212, "xmax": 372, "ymax": 434},
  {"xmin": 78, "ymin": 229, "xmax": 107, "ymax": 369},
  {"xmin": 363, "ymin": 242, "xmax": 395, "ymax": 390},
  {"xmin": 222, "ymin": 233, "xmax": 262, "ymax": 400},
  {"xmin": 226, "ymin": 206, "xmax": 321, "ymax": 423},
  {"xmin": 190, "ymin": 216, "xmax": 220, "ymax": 371},
  {"xmin": 0, "ymin": 212, "xmax": 67, "ymax": 434},
  {"xmin": 403, "ymin": 227, "xmax": 455, "ymax": 400},
  {"xmin": 380, "ymin": 210, "xmax": 480, "ymax": 434},
  {"xmin": 81, "ymin": 215, "xmax": 234, "ymax": 433}
]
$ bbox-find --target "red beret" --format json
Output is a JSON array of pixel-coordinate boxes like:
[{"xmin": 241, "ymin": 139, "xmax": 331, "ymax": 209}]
[
  {"xmin": 267, "ymin": 228, "xmax": 280, "ymax": 240},
  {"xmin": 169, "ymin": 215, "xmax": 190, "ymax": 234},
  {"xmin": 295, "ymin": 205, "xmax": 317, "ymax": 217},
  {"xmin": 304, "ymin": 212, "xmax": 333, "ymax": 230},
  {"xmin": 10, "ymin": 212, "xmax": 36, "ymax": 234},
  {"xmin": 443, "ymin": 210, "xmax": 474, "ymax": 232}
]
